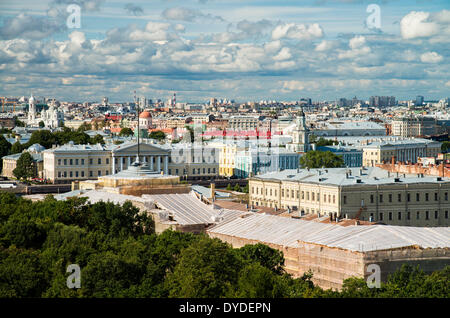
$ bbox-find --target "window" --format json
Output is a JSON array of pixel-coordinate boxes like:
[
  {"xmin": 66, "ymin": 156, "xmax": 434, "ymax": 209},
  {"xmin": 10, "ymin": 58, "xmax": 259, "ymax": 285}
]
[
  {"xmin": 398, "ymin": 212, "xmax": 401, "ymax": 220},
  {"xmin": 89, "ymin": 171, "xmax": 93, "ymax": 177},
  {"xmin": 58, "ymin": 171, "xmax": 61, "ymax": 177},
  {"xmin": 379, "ymin": 194, "xmax": 383, "ymax": 203},
  {"xmin": 98, "ymin": 170, "xmax": 101, "ymax": 176},
  {"xmin": 89, "ymin": 158, "xmax": 93, "ymax": 165},
  {"xmin": 389, "ymin": 212, "xmax": 392, "ymax": 221},
  {"xmin": 416, "ymin": 193, "xmax": 420, "ymax": 201},
  {"xmin": 324, "ymin": 194, "xmax": 327, "ymax": 202},
  {"xmin": 58, "ymin": 159, "xmax": 61, "ymax": 166},
  {"xmin": 98, "ymin": 158, "xmax": 101, "ymax": 165},
  {"xmin": 81, "ymin": 159, "xmax": 84, "ymax": 165},
  {"xmin": 398, "ymin": 193, "xmax": 401, "ymax": 202},
  {"xmin": 176, "ymin": 169, "xmax": 179, "ymax": 174},
  {"xmin": 343, "ymin": 196, "xmax": 347, "ymax": 204},
  {"xmin": 446, "ymin": 211, "xmax": 448, "ymax": 219},
  {"xmin": 435, "ymin": 193, "xmax": 438, "ymax": 201},
  {"xmin": 281, "ymin": 189, "xmax": 284, "ymax": 197},
  {"xmin": 435, "ymin": 211, "xmax": 438, "ymax": 219},
  {"xmin": 379, "ymin": 212, "xmax": 383, "ymax": 221},
  {"xmin": 370, "ymin": 195, "xmax": 374, "ymax": 203},
  {"xmin": 106, "ymin": 158, "xmax": 109, "ymax": 165},
  {"xmin": 312, "ymin": 193, "xmax": 315, "ymax": 201},
  {"xmin": 106, "ymin": 170, "xmax": 108, "ymax": 175},
  {"xmin": 333, "ymin": 195, "xmax": 335, "ymax": 204},
  {"xmin": 445, "ymin": 193, "xmax": 448, "ymax": 201},
  {"xmin": 69, "ymin": 171, "xmax": 73, "ymax": 178},
  {"xmin": 75, "ymin": 159, "xmax": 79, "ymax": 165},
  {"xmin": 301, "ymin": 191, "xmax": 304, "ymax": 199},
  {"xmin": 75, "ymin": 171, "xmax": 79, "ymax": 177},
  {"xmin": 407, "ymin": 211, "xmax": 411, "ymax": 220},
  {"xmin": 296, "ymin": 191, "xmax": 299, "ymax": 199},
  {"xmin": 70, "ymin": 159, "xmax": 73, "ymax": 165},
  {"xmin": 64, "ymin": 171, "xmax": 67, "ymax": 177},
  {"xmin": 306, "ymin": 192, "xmax": 309, "ymax": 200},
  {"xmin": 407, "ymin": 193, "xmax": 410, "ymax": 202},
  {"xmin": 425, "ymin": 193, "xmax": 429, "ymax": 201},
  {"xmin": 81, "ymin": 171, "xmax": 84, "ymax": 177},
  {"xmin": 416, "ymin": 211, "xmax": 420, "ymax": 220},
  {"xmin": 389, "ymin": 194, "xmax": 392, "ymax": 203},
  {"xmin": 425, "ymin": 211, "xmax": 429, "ymax": 220},
  {"xmin": 64, "ymin": 159, "xmax": 67, "ymax": 165},
  {"xmin": 292, "ymin": 190, "xmax": 294, "ymax": 198}
]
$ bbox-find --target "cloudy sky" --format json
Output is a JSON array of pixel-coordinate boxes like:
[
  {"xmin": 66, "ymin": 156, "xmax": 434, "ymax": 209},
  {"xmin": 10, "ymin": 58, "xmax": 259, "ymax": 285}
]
[{"xmin": 0, "ymin": 0, "xmax": 449, "ymax": 103}]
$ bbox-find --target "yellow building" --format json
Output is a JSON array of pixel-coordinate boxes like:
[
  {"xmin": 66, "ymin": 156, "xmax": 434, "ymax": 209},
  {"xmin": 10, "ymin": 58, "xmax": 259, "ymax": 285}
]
[
  {"xmin": 362, "ymin": 138, "xmax": 441, "ymax": 167},
  {"xmin": 249, "ymin": 167, "xmax": 450, "ymax": 227}
]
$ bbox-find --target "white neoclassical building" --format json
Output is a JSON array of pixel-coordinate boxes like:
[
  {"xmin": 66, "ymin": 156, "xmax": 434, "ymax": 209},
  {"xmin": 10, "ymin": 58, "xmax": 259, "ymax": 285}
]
[{"xmin": 41, "ymin": 101, "xmax": 64, "ymax": 128}]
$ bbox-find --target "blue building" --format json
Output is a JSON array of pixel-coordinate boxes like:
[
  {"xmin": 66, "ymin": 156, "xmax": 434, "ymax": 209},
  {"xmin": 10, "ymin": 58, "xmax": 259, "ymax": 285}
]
[
  {"xmin": 316, "ymin": 145, "xmax": 363, "ymax": 167},
  {"xmin": 235, "ymin": 148, "xmax": 300, "ymax": 178}
]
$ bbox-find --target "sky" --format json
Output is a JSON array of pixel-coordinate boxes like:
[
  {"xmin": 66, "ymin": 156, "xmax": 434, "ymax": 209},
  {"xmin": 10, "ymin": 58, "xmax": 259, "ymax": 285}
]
[{"xmin": 0, "ymin": 0, "xmax": 449, "ymax": 103}]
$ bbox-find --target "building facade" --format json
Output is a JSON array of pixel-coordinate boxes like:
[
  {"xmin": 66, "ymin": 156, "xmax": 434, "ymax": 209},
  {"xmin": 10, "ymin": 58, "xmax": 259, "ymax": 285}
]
[
  {"xmin": 391, "ymin": 116, "xmax": 437, "ymax": 137},
  {"xmin": 234, "ymin": 148, "xmax": 300, "ymax": 178},
  {"xmin": 249, "ymin": 167, "xmax": 450, "ymax": 227},
  {"xmin": 362, "ymin": 138, "xmax": 441, "ymax": 167}
]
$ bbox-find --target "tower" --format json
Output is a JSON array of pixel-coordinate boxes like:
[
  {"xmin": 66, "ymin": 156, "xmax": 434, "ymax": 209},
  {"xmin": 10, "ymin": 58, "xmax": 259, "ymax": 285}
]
[
  {"xmin": 290, "ymin": 106, "xmax": 309, "ymax": 153},
  {"xmin": 28, "ymin": 94, "xmax": 36, "ymax": 124}
]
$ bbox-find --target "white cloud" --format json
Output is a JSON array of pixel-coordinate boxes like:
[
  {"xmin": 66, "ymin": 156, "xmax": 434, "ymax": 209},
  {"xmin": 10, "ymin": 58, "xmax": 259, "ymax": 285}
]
[
  {"xmin": 400, "ymin": 10, "xmax": 450, "ymax": 42},
  {"xmin": 420, "ymin": 51, "xmax": 443, "ymax": 63},
  {"xmin": 315, "ymin": 40, "xmax": 336, "ymax": 52},
  {"xmin": 273, "ymin": 47, "xmax": 291, "ymax": 61},
  {"xmin": 271, "ymin": 23, "xmax": 323, "ymax": 40}
]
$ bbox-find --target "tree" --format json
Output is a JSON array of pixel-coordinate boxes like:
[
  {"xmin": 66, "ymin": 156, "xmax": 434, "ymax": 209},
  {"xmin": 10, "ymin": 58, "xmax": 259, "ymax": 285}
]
[
  {"xmin": 165, "ymin": 237, "xmax": 240, "ymax": 297},
  {"xmin": 77, "ymin": 122, "xmax": 91, "ymax": 132},
  {"xmin": 89, "ymin": 134, "xmax": 105, "ymax": 145},
  {"xmin": 300, "ymin": 151, "xmax": 345, "ymax": 169},
  {"xmin": 233, "ymin": 183, "xmax": 241, "ymax": 192},
  {"xmin": 149, "ymin": 130, "xmax": 166, "ymax": 141},
  {"xmin": 236, "ymin": 243, "xmax": 285, "ymax": 275},
  {"xmin": 27, "ymin": 130, "xmax": 57, "ymax": 149},
  {"xmin": 10, "ymin": 141, "xmax": 24, "ymax": 155},
  {"xmin": 226, "ymin": 183, "xmax": 232, "ymax": 190},
  {"xmin": 14, "ymin": 118, "xmax": 25, "ymax": 127},
  {"xmin": 119, "ymin": 127, "xmax": 134, "ymax": 137},
  {"xmin": 39, "ymin": 121, "xmax": 45, "ymax": 128},
  {"xmin": 441, "ymin": 141, "xmax": 450, "ymax": 153},
  {"xmin": 13, "ymin": 152, "xmax": 36, "ymax": 180},
  {"xmin": 0, "ymin": 135, "xmax": 12, "ymax": 173}
]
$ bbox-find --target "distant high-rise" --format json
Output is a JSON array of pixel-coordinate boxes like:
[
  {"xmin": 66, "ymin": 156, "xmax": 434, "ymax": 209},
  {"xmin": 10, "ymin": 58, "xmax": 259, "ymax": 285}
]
[
  {"xmin": 369, "ymin": 96, "xmax": 396, "ymax": 107},
  {"xmin": 416, "ymin": 95, "xmax": 424, "ymax": 106}
]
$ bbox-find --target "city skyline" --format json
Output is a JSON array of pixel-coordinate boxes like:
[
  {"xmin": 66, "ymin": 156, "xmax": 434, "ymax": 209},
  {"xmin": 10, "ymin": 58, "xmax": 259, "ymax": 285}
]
[{"xmin": 0, "ymin": 0, "xmax": 449, "ymax": 102}]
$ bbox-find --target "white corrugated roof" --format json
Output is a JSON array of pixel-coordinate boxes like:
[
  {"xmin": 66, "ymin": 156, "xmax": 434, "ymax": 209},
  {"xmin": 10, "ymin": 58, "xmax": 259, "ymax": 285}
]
[
  {"xmin": 207, "ymin": 214, "xmax": 450, "ymax": 252},
  {"xmin": 142, "ymin": 192, "xmax": 243, "ymax": 226}
]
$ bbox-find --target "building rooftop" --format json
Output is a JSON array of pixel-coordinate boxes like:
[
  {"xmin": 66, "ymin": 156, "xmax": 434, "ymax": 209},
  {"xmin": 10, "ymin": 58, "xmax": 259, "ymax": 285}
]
[
  {"xmin": 208, "ymin": 213, "xmax": 450, "ymax": 251},
  {"xmin": 252, "ymin": 166, "xmax": 450, "ymax": 186}
]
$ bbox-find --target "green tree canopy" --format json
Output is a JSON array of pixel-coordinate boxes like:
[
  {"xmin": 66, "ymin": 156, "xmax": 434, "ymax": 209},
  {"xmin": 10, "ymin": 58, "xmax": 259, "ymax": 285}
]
[
  {"xmin": 149, "ymin": 130, "xmax": 166, "ymax": 141},
  {"xmin": 10, "ymin": 141, "xmax": 24, "ymax": 155},
  {"xmin": 300, "ymin": 150, "xmax": 345, "ymax": 169},
  {"xmin": 119, "ymin": 127, "xmax": 134, "ymax": 137},
  {"xmin": 27, "ymin": 130, "xmax": 57, "ymax": 149},
  {"xmin": 13, "ymin": 152, "xmax": 36, "ymax": 180},
  {"xmin": 89, "ymin": 134, "xmax": 105, "ymax": 145},
  {"xmin": 0, "ymin": 135, "xmax": 12, "ymax": 173}
]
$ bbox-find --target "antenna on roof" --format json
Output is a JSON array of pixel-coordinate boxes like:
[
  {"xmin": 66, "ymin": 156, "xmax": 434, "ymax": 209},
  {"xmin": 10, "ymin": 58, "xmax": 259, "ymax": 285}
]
[{"xmin": 134, "ymin": 90, "xmax": 140, "ymax": 164}]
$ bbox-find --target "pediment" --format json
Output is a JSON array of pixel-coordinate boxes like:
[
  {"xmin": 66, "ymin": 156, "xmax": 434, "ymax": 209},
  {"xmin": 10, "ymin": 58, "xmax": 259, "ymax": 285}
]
[{"xmin": 112, "ymin": 142, "xmax": 170, "ymax": 155}]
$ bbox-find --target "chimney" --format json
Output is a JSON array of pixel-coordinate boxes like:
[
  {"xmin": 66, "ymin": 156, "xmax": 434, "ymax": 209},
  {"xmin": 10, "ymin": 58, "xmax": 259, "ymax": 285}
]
[{"xmin": 210, "ymin": 183, "xmax": 215, "ymax": 200}]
